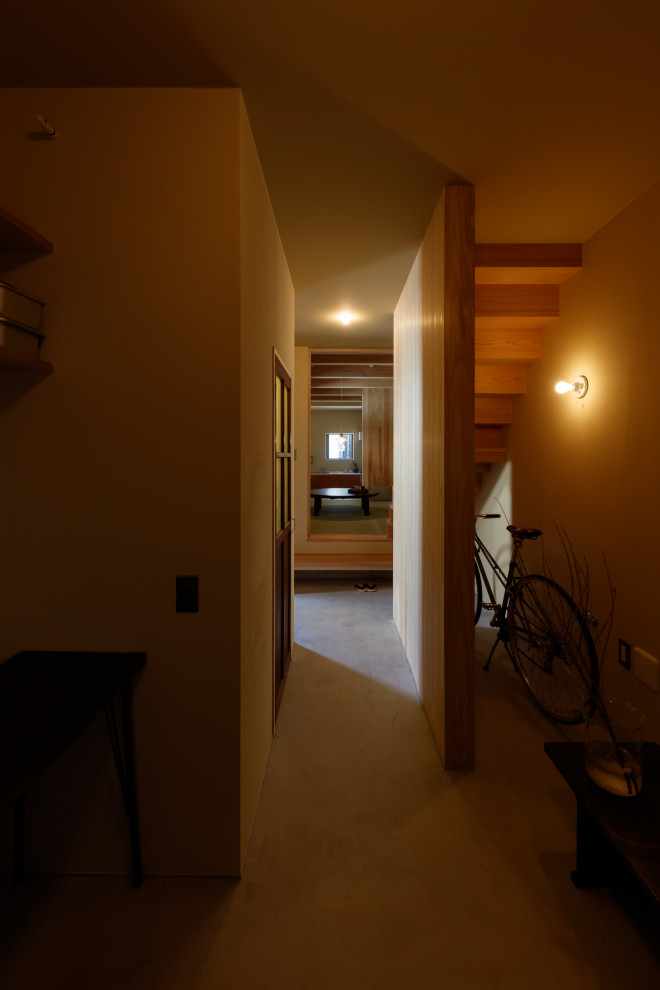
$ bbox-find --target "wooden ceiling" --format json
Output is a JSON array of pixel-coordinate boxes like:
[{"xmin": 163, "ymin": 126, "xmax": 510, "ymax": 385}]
[{"xmin": 310, "ymin": 350, "xmax": 393, "ymax": 408}]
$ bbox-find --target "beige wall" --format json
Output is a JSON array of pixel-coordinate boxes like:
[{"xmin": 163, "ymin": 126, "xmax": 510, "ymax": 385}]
[
  {"xmin": 310, "ymin": 408, "xmax": 362, "ymax": 471},
  {"xmin": 509, "ymin": 177, "xmax": 660, "ymax": 738},
  {"xmin": 0, "ymin": 88, "xmax": 292, "ymax": 877}
]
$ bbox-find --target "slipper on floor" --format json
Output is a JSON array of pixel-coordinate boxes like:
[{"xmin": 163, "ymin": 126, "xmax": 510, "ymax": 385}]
[
  {"xmin": 355, "ymin": 583, "xmax": 366, "ymax": 591},
  {"xmin": 365, "ymin": 583, "xmax": 376, "ymax": 592}
]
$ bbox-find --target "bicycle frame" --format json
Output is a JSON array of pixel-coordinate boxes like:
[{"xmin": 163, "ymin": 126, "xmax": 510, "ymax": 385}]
[
  {"xmin": 474, "ymin": 514, "xmax": 526, "ymax": 630},
  {"xmin": 475, "ymin": 514, "xmax": 537, "ymax": 674}
]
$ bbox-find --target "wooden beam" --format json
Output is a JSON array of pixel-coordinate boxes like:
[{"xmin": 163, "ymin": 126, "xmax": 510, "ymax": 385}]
[
  {"xmin": 311, "ymin": 391, "xmax": 363, "ymax": 400},
  {"xmin": 474, "ymin": 396, "xmax": 513, "ymax": 424},
  {"xmin": 475, "ymin": 244, "xmax": 581, "ymax": 284},
  {"xmin": 476, "ymin": 284, "xmax": 560, "ymax": 317},
  {"xmin": 311, "ymin": 351, "xmax": 393, "ymax": 365},
  {"xmin": 475, "ymin": 365, "xmax": 526, "ymax": 395},
  {"xmin": 311, "ymin": 365, "xmax": 394, "ymax": 378},
  {"xmin": 310, "ymin": 377, "xmax": 392, "ymax": 388},
  {"xmin": 475, "ymin": 328, "xmax": 542, "ymax": 363}
]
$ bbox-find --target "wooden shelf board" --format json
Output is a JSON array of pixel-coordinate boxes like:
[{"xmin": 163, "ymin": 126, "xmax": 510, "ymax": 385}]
[
  {"xmin": 0, "ymin": 206, "xmax": 53, "ymax": 253},
  {"xmin": 0, "ymin": 347, "xmax": 53, "ymax": 372}
]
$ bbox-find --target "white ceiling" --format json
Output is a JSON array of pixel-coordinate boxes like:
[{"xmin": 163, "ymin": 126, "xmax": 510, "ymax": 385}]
[{"xmin": 4, "ymin": 0, "xmax": 660, "ymax": 348}]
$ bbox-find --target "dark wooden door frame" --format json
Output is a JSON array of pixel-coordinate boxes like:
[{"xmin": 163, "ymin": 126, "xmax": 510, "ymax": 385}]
[{"xmin": 274, "ymin": 351, "xmax": 293, "ymax": 718}]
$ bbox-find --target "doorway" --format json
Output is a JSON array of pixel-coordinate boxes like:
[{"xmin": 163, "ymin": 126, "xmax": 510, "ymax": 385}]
[{"xmin": 308, "ymin": 349, "xmax": 393, "ymax": 541}]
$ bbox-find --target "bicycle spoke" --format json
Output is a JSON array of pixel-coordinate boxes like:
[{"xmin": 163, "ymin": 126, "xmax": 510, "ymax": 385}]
[{"xmin": 508, "ymin": 575, "xmax": 598, "ymax": 723}]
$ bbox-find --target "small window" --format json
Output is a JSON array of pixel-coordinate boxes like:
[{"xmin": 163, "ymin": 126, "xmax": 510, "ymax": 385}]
[{"xmin": 325, "ymin": 432, "xmax": 353, "ymax": 459}]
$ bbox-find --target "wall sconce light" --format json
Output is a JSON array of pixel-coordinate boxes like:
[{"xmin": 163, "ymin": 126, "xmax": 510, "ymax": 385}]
[{"xmin": 555, "ymin": 375, "xmax": 588, "ymax": 398}]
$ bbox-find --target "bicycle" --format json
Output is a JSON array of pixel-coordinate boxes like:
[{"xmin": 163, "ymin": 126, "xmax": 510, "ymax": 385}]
[{"xmin": 474, "ymin": 514, "xmax": 599, "ymax": 724}]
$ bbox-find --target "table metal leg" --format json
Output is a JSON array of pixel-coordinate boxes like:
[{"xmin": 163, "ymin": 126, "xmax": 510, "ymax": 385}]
[
  {"xmin": 11, "ymin": 795, "xmax": 25, "ymax": 885},
  {"xmin": 361, "ymin": 495, "xmax": 370, "ymax": 515},
  {"xmin": 105, "ymin": 687, "xmax": 144, "ymax": 887},
  {"xmin": 313, "ymin": 495, "xmax": 322, "ymax": 516}
]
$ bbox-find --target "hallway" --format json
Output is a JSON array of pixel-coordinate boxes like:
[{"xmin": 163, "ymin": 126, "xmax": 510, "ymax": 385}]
[{"xmin": 1, "ymin": 578, "xmax": 658, "ymax": 988}]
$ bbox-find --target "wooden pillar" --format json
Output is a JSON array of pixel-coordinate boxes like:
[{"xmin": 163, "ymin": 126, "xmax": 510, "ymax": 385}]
[
  {"xmin": 361, "ymin": 388, "xmax": 393, "ymax": 490},
  {"xmin": 393, "ymin": 185, "xmax": 475, "ymax": 768}
]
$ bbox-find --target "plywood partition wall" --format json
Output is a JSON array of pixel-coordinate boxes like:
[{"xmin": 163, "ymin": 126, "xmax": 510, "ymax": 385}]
[
  {"xmin": 393, "ymin": 185, "xmax": 475, "ymax": 768},
  {"xmin": 362, "ymin": 388, "xmax": 393, "ymax": 489}
]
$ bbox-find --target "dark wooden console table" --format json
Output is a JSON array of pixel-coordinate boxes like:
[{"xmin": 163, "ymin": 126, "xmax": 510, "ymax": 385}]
[
  {"xmin": 545, "ymin": 741, "xmax": 660, "ymax": 906},
  {"xmin": 0, "ymin": 650, "xmax": 146, "ymax": 887}
]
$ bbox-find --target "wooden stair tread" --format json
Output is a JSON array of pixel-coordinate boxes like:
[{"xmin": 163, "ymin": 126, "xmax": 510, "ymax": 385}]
[
  {"xmin": 475, "ymin": 244, "xmax": 581, "ymax": 284},
  {"xmin": 469, "ymin": 245, "xmax": 582, "ymax": 473}
]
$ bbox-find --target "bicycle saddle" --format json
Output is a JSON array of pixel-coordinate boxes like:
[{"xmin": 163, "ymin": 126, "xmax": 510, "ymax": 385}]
[{"xmin": 506, "ymin": 524, "xmax": 542, "ymax": 540}]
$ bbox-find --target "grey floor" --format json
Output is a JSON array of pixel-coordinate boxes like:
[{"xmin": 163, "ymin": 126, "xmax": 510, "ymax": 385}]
[{"xmin": 1, "ymin": 578, "xmax": 658, "ymax": 989}]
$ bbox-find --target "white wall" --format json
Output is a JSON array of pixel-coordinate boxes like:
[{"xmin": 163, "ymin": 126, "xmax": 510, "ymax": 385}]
[{"xmin": 510, "ymin": 177, "xmax": 660, "ymax": 737}]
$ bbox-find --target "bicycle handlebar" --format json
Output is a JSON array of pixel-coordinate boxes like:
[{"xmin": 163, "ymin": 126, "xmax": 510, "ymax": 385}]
[{"xmin": 475, "ymin": 513, "xmax": 501, "ymax": 519}]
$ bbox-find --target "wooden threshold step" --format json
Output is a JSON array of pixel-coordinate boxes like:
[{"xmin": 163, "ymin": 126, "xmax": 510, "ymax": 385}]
[{"xmin": 295, "ymin": 553, "xmax": 393, "ymax": 572}]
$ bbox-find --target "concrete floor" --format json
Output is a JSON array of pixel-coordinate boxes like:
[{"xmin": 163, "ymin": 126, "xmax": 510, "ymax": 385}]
[{"xmin": 1, "ymin": 578, "xmax": 658, "ymax": 988}]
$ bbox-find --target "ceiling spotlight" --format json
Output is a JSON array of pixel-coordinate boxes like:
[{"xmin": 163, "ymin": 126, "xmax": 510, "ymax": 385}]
[
  {"xmin": 338, "ymin": 311, "xmax": 354, "ymax": 326},
  {"xmin": 555, "ymin": 375, "xmax": 588, "ymax": 398}
]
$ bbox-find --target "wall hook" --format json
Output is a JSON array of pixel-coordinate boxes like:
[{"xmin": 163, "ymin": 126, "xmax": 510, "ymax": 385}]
[{"xmin": 35, "ymin": 114, "xmax": 56, "ymax": 138}]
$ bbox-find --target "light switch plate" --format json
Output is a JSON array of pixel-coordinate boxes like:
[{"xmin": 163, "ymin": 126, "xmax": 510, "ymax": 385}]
[{"xmin": 632, "ymin": 647, "xmax": 660, "ymax": 692}]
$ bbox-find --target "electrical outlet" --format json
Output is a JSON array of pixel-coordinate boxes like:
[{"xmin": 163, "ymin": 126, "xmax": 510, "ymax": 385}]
[
  {"xmin": 176, "ymin": 575, "xmax": 199, "ymax": 613},
  {"xmin": 618, "ymin": 639, "xmax": 631, "ymax": 669}
]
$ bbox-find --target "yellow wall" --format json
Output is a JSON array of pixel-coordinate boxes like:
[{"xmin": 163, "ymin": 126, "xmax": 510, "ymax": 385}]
[
  {"xmin": 509, "ymin": 177, "xmax": 660, "ymax": 737},
  {"xmin": 0, "ymin": 88, "xmax": 292, "ymax": 877}
]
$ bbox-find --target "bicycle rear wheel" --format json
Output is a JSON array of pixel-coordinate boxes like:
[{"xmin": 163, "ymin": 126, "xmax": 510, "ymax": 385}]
[
  {"xmin": 507, "ymin": 575, "xmax": 598, "ymax": 723},
  {"xmin": 474, "ymin": 561, "xmax": 482, "ymax": 625}
]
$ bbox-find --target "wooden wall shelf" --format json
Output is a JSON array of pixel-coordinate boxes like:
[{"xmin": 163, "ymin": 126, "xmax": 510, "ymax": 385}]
[
  {"xmin": 0, "ymin": 206, "xmax": 53, "ymax": 373},
  {"xmin": 0, "ymin": 206, "xmax": 53, "ymax": 253},
  {"xmin": 0, "ymin": 346, "xmax": 52, "ymax": 373}
]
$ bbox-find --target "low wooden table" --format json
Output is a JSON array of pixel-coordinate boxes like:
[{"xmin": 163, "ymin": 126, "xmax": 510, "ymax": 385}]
[
  {"xmin": 310, "ymin": 487, "xmax": 380, "ymax": 517},
  {"xmin": 545, "ymin": 741, "xmax": 660, "ymax": 906}
]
